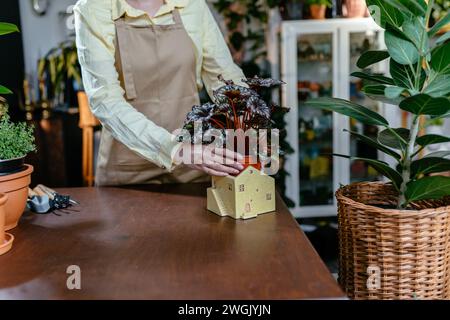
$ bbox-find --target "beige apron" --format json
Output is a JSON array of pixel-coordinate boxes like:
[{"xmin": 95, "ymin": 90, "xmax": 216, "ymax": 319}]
[{"xmin": 96, "ymin": 9, "xmax": 207, "ymax": 186}]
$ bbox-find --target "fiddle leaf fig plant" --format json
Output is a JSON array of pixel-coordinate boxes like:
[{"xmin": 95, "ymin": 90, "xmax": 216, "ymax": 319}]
[{"xmin": 305, "ymin": 0, "xmax": 450, "ymax": 208}]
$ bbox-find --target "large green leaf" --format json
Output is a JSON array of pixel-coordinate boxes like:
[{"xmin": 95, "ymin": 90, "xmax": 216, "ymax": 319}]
[
  {"xmin": 378, "ymin": 128, "xmax": 410, "ymax": 150},
  {"xmin": 366, "ymin": 0, "xmax": 405, "ymax": 28},
  {"xmin": 357, "ymin": 50, "xmax": 390, "ymax": 69},
  {"xmin": 385, "ymin": 86, "xmax": 406, "ymax": 99},
  {"xmin": 351, "ymin": 72, "xmax": 395, "ymax": 85},
  {"xmin": 430, "ymin": 42, "xmax": 450, "ymax": 75},
  {"xmin": 344, "ymin": 129, "xmax": 401, "ymax": 160},
  {"xmin": 362, "ymin": 84, "xmax": 386, "ymax": 95},
  {"xmin": 402, "ymin": 18, "xmax": 428, "ymax": 54},
  {"xmin": 384, "ymin": 0, "xmax": 426, "ymax": 17},
  {"xmin": 0, "ymin": 22, "xmax": 19, "ymax": 36},
  {"xmin": 411, "ymin": 157, "xmax": 450, "ymax": 177},
  {"xmin": 399, "ymin": 94, "xmax": 450, "ymax": 116},
  {"xmin": 400, "ymin": 0, "xmax": 427, "ymax": 16},
  {"xmin": 334, "ymin": 153, "xmax": 402, "ymax": 188},
  {"xmin": 0, "ymin": 85, "xmax": 12, "ymax": 94},
  {"xmin": 405, "ymin": 176, "xmax": 450, "ymax": 203},
  {"xmin": 425, "ymin": 72, "xmax": 450, "ymax": 97},
  {"xmin": 429, "ymin": 12, "xmax": 450, "ymax": 38},
  {"xmin": 362, "ymin": 84, "xmax": 404, "ymax": 105},
  {"xmin": 425, "ymin": 151, "xmax": 450, "ymax": 159},
  {"xmin": 304, "ymin": 97, "xmax": 389, "ymax": 126},
  {"xmin": 385, "ymin": 30, "xmax": 419, "ymax": 65},
  {"xmin": 416, "ymin": 134, "xmax": 450, "ymax": 147},
  {"xmin": 436, "ymin": 31, "xmax": 450, "ymax": 45},
  {"xmin": 390, "ymin": 59, "xmax": 424, "ymax": 91}
]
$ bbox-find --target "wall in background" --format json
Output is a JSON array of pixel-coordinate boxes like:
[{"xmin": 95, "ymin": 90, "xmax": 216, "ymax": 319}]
[{"xmin": 19, "ymin": 0, "xmax": 76, "ymax": 90}]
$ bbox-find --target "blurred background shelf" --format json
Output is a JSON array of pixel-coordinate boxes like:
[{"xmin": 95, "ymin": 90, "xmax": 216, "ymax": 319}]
[{"xmin": 280, "ymin": 18, "xmax": 396, "ymax": 218}]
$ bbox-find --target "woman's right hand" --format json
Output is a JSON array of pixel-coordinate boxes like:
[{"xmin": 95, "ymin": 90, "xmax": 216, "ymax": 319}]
[{"xmin": 173, "ymin": 144, "xmax": 244, "ymax": 176}]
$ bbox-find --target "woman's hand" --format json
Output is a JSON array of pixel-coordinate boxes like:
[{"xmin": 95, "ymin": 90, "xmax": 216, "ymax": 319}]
[{"xmin": 174, "ymin": 144, "xmax": 244, "ymax": 176}]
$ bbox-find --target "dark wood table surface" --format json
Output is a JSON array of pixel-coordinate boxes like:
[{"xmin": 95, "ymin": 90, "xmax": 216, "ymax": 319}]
[{"xmin": 0, "ymin": 184, "xmax": 345, "ymax": 300}]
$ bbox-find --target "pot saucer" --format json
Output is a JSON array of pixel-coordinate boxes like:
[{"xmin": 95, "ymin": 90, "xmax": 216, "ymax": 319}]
[{"xmin": 0, "ymin": 233, "xmax": 14, "ymax": 256}]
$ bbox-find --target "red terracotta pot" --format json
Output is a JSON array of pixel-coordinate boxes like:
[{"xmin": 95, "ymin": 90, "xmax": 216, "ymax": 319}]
[
  {"xmin": 0, "ymin": 164, "xmax": 33, "ymax": 230},
  {"xmin": 241, "ymin": 155, "xmax": 261, "ymax": 171},
  {"xmin": 0, "ymin": 192, "xmax": 14, "ymax": 256},
  {"xmin": 310, "ymin": 4, "xmax": 327, "ymax": 20}
]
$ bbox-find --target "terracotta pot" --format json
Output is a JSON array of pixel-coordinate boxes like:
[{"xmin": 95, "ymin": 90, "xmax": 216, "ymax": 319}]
[
  {"xmin": 344, "ymin": 0, "xmax": 367, "ymax": 18},
  {"xmin": 310, "ymin": 4, "xmax": 327, "ymax": 19},
  {"xmin": 0, "ymin": 193, "xmax": 14, "ymax": 256},
  {"xmin": 0, "ymin": 164, "xmax": 33, "ymax": 231}
]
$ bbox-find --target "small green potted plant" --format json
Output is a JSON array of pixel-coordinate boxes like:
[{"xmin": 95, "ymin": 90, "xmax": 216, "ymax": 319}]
[
  {"xmin": 0, "ymin": 22, "xmax": 35, "ymax": 231},
  {"xmin": 306, "ymin": 0, "xmax": 450, "ymax": 299},
  {"xmin": 0, "ymin": 106, "xmax": 36, "ymax": 174},
  {"xmin": 306, "ymin": 0, "xmax": 332, "ymax": 19}
]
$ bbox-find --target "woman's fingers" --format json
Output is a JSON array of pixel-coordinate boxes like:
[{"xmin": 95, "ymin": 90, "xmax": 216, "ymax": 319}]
[
  {"xmin": 206, "ymin": 162, "xmax": 240, "ymax": 175},
  {"xmin": 204, "ymin": 147, "xmax": 243, "ymax": 171},
  {"xmin": 202, "ymin": 166, "xmax": 228, "ymax": 177},
  {"xmin": 213, "ymin": 147, "xmax": 244, "ymax": 163}
]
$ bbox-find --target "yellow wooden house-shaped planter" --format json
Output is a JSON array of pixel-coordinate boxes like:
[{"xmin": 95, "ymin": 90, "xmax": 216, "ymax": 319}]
[{"xmin": 207, "ymin": 166, "xmax": 276, "ymax": 219}]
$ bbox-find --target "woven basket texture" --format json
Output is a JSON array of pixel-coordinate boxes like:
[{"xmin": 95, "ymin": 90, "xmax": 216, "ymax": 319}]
[{"xmin": 337, "ymin": 182, "xmax": 450, "ymax": 300}]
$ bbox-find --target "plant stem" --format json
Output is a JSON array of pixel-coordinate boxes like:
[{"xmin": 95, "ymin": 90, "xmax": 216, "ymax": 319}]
[
  {"xmin": 398, "ymin": 115, "xmax": 420, "ymax": 208},
  {"xmin": 397, "ymin": 1, "xmax": 434, "ymax": 209},
  {"xmin": 210, "ymin": 118, "xmax": 225, "ymax": 129}
]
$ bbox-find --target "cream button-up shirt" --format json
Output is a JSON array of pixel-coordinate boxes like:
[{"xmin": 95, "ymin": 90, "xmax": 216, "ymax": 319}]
[{"xmin": 74, "ymin": 0, "xmax": 245, "ymax": 170}]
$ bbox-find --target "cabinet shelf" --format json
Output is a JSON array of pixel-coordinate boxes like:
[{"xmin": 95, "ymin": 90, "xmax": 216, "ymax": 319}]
[{"xmin": 281, "ymin": 18, "xmax": 390, "ymax": 218}]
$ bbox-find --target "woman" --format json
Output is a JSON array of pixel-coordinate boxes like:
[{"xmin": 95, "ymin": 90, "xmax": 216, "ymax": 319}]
[{"xmin": 74, "ymin": 0, "xmax": 245, "ymax": 186}]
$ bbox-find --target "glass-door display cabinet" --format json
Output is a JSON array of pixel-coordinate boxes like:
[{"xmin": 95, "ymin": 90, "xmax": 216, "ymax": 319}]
[{"xmin": 281, "ymin": 18, "xmax": 390, "ymax": 218}]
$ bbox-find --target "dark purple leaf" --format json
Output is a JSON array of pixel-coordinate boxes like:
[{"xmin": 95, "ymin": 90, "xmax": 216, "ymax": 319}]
[
  {"xmin": 242, "ymin": 76, "xmax": 286, "ymax": 89},
  {"xmin": 217, "ymin": 74, "xmax": 235, "ymax": 85}
]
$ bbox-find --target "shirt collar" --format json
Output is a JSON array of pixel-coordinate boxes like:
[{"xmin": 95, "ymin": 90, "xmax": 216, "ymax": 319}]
[{"xmin": 112, "ymin": 0, "xmax": 188, "ymax": 20}]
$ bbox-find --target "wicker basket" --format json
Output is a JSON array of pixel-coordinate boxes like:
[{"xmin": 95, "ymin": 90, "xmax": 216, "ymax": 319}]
[{"xmin": 337, "ymin": 182, "xmax": 450, "ymax": 300}]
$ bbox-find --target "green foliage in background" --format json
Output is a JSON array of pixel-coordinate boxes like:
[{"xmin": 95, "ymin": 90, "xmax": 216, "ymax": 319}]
[
  {"xmin": 213, "ymin": 0, "xmax": 281, "ymax": 74},
  {"xmin": 306, "ymin": 0, "xmax": 450, "ymax": 208},
  {"xmin": 38, "ymin": 40, "xmax": 82, "ymax": 100}
]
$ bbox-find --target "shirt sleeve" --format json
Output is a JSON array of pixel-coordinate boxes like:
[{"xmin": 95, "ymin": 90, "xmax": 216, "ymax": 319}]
[
  {"xmin": 74, "ymin": 3, "xmax": 181, "ymax": 171},
  {"xmin": 200, "ymin": 0, "xmax": 247, "ymax": 99}
]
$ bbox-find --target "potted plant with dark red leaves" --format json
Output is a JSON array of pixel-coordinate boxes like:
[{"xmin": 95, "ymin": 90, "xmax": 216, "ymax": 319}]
[
  {"xmin": 306, "ymin": 0, "xmax": 450, "ymax": 299},
  {"xmin": 0, "ymin": 22, "xmax": 35, "ymax": 232},
  {"xmin": 180, "ymin": 76, "xmax": 289, "ymax": 220},
  {"xmin": 181, "ymin": 75, "xmax": 289, "ymax": 171}
]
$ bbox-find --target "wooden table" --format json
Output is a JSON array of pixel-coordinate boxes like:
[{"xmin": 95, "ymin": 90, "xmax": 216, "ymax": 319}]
[{"xmin": 0, "ymin": 184, "xmax": 345, "ymax": 299}]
